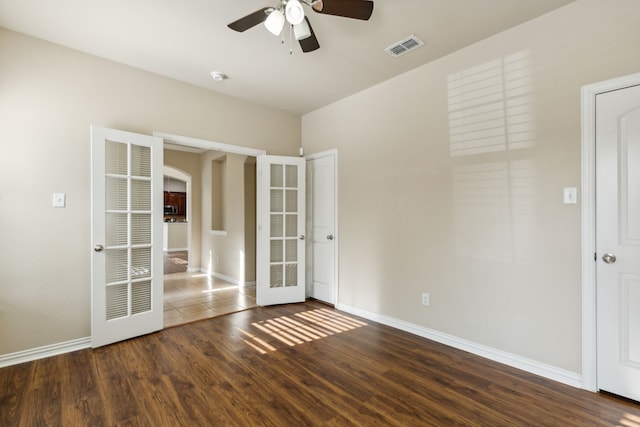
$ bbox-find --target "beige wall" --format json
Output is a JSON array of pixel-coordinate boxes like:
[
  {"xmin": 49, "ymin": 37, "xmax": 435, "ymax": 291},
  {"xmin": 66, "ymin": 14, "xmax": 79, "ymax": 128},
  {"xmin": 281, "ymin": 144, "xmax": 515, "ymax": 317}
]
[
  {"xmin": 0, "ymin": 29, "xmax": 299, "ymax": 355},
  {"xmin": 302, "ymin": 0, "xmax": 640, "ymax": 373},
  {"xmin": 244, "ymin": 160, "xmax": 257, "ymax": 283},
  {"xmin": 199, "ymin": 152, "xmax": 255, "ymax": 284}
]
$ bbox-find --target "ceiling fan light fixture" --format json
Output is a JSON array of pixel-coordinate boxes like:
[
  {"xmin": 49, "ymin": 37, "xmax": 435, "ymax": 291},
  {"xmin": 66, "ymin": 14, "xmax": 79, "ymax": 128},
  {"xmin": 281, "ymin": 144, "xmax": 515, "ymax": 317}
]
[
  {"xmin": 264, "ymin": 9, "xmax": 285, "ymax": 35},
  {"xmin": 285, "ymin": 0, "xmax": 305, "ymax": 25},
  {"xmin": 293, "ymin": 19, "xmax": 311, "ymax": 40}
]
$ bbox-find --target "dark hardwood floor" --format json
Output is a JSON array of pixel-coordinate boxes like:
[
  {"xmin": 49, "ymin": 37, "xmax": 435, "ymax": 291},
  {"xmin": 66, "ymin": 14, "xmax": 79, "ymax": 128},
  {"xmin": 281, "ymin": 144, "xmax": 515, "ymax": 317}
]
[{"xmin": 2, "ymin": 301, "xmax": 639, "ymax": 426}]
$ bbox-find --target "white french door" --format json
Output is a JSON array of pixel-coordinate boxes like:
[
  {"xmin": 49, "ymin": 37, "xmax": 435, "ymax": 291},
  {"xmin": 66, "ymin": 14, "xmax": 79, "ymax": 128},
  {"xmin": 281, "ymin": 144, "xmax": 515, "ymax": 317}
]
[
  {"xmin": 91, "ymin": 126, "xmax": 163, "ymax": 348},
  {"xmin": 596, "ymin": 84, "xmax": 640, "ymax": 402},
  {"xmin": 257, "ymin": 155, "xmax": 306, "ymax": 306}
]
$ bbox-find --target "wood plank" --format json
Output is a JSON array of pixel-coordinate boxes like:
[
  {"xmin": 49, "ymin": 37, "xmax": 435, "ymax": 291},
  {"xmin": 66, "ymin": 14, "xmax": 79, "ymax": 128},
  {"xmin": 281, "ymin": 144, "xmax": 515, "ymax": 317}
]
[
  {"xmin": 59, "ymin": 350, "xmax": 105, "ymax": 426},
  {"xmin": 21, "ymin": 355, "xmax": 62, "ymax": 426},
  {"xmin": 0, "ymin": 362, "xmax": 33, "ymax": 426},
  {"xmin": 1, "ymin": 301, "xmax": 639, "ymax": 426}
]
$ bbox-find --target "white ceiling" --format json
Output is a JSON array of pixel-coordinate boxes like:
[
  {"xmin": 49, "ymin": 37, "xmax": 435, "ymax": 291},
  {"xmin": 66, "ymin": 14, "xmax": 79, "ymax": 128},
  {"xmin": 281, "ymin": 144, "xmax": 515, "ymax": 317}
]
[{"xmin": 0, "ymin": 0, "xmax": 575, "ymax": 115}]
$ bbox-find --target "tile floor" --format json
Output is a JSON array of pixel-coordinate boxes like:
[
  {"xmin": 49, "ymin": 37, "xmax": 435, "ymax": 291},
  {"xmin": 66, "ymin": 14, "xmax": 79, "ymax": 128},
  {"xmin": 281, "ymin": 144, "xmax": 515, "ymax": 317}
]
[
  {"xmin": 164, "ymin": 250, "xmax": 189, "ymax": 275},
  {"xmin": 164, "ymin": 272, "xmax": 257, "ymax": 327},
  {"xmin": 163, "ymin": 250, "xmax": 257, "ymax": 327}
]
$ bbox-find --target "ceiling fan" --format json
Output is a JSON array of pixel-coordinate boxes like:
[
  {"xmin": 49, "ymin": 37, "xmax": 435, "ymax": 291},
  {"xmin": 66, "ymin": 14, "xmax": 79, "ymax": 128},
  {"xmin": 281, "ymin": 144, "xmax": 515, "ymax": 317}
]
[{"xmin": 228, "ymin": 0, "xmax": 374, "ymax": 53}]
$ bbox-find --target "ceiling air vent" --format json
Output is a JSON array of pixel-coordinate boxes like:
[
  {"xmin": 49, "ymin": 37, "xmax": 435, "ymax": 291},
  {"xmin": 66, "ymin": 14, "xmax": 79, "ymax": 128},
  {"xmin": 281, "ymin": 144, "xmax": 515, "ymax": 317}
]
[{"xmin": 384, "ymin": 35, "xmax": 424, "ymax": 57}]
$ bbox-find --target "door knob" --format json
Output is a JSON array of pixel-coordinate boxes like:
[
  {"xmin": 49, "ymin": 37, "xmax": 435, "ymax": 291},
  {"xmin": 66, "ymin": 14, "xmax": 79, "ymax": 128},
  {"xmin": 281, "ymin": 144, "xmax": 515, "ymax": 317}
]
[
  {"xmin": 602, "ymin": 253, "xmax": 616, "ymax": 264},
  {"xmin": 94, "ymin": 244, "xmax": 104, "ymax": 252},
  {"xmin": 299, "ymin": 235, "xmax": 305, "ymax": 240},
  {"xmin": 327, "ymin": 235, "xmax": 334, "ymax": 240}
]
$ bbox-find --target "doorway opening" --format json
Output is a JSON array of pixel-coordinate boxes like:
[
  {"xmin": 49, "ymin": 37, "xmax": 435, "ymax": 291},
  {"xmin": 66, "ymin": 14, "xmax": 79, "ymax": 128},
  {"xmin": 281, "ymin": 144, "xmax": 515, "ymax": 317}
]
[
  {"xmin": 163, "ymin": 167, "xmax": 190, "ymax": 275},
  {"xmin": 159, "ymin": 133, "xmax": 265, "ymax": 327}
]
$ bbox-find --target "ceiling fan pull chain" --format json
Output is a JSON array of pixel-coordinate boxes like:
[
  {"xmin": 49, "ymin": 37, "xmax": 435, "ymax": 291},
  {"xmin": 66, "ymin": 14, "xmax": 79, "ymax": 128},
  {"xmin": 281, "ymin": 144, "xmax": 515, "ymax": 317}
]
[{"xmin": 289, "ymin": 24, "xmax": 294, "ymax": 54}]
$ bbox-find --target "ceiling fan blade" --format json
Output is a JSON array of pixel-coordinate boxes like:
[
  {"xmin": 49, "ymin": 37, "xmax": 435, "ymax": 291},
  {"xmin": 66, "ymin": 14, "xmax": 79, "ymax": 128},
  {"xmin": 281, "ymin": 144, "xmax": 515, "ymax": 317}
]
[
  {"xmin": 299, "ymin": 17, "xmax": 320, "ymax": 53},
  {"xmin": 228, "ymin": 7, "xmax": 271, "ymax": 32},
  {"xmin": 312, "ymin": 0, "xmax": 374, "ymax": 20}
]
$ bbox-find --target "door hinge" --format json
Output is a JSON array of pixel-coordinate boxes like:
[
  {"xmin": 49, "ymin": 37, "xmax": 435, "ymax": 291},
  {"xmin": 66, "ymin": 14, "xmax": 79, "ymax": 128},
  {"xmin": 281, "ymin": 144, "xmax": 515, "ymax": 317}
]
[{"xmin": 594, "ymin": 252, "xmax": 597, "ymax": 261}]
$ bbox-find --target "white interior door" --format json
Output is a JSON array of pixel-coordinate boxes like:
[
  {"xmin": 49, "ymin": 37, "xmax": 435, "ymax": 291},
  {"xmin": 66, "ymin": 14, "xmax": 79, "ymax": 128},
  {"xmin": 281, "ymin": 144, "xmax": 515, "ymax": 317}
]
[
  {"xmin": 596, "ymin": 84, "xmax": 640, "ymax": 402},
  {"xmin": 91, "ymin": 126, "xmax": 163, "ymax": 348},
  {"xmin": 306, "ymin": 151, "xmax": 337, "ymax": 304},
  {"xmin": 257, "ymin": 155, "xmax": 306, "ymax": 306}
]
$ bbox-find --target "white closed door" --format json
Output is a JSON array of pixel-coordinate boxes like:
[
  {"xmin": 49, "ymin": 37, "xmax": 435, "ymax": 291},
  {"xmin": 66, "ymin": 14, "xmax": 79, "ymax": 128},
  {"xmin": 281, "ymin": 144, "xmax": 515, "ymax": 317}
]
[
  {"xmin": 306, "ymin": 152, "xmax": 337, "ymax": 304},
  {"xmin": 257, "ymin": 155, "xmax": 306, "ymax": 306},
  {"xmin": 91, "ymin": 126, "xmax": 163, "ymax": 348},
  {"xmin": 596, "ymin": 84, "xmax": 640, "ymax": 402}
]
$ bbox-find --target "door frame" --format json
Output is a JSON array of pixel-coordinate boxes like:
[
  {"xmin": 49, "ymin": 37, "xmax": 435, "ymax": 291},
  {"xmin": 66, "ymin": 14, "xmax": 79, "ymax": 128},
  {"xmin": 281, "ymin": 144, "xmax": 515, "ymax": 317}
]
[
  {"xmin": 305, "ymin": 149, "xmax": 339, "ymax": 305},
  {"xmin": 155, "ymin": 132, "xmax": 267, "ymax": 158},
  {"xmin": 580, "ymin": 71, "xmax": 640, "ymax": 392},
  {"xmin": 154, "ymin": 131, "xmax": 266, "ymax": 275}
]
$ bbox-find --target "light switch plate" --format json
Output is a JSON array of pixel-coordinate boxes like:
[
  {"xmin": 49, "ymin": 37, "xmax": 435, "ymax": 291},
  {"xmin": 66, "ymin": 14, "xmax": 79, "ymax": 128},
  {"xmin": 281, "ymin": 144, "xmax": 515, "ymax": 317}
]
[
  {"xmin": 53, "ymin": 192, "xmax": 66, "ymax": 208},
  {"xmin": 563, "ymin": 187, "xmax": 577, "ymax": 204}
]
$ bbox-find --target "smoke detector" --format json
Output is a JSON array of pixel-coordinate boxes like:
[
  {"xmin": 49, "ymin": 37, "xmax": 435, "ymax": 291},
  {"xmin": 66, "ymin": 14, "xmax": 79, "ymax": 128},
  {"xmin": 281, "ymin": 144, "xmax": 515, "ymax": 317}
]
[{"xmin": 210, "ymin": 71, "xmax": 228, "ymax": 81}]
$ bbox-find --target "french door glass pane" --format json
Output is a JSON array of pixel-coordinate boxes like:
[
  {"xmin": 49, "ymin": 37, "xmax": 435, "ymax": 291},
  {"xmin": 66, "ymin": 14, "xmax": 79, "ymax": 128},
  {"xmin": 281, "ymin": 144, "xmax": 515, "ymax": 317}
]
[
  {"xmin": 271, "ymin": 214, "xmax": 283, "ymax": 237},
  {"xmin": 285, "ymin": 165, "xmax": 297, "ymax": 187},
  {"xmin": 285, "ymin": 239, "xmax": 297, "ymax": 262},
  {"xmin": 270, "ymin": 240, "xmax": 283, "ymax": 263},
  {"xmin": 106, "ymin": 177, "xmax": 128, "ymax": 210},
  {"xmin": 131, "ymin": 179, "xmax": 151, "ymax": 211},
  {"xmin": 285, "ymin": 264, "xmax": 297, "ymax": 287},
  {"xmin": 131, "ymin": 281, "xmax": 152, "ymax": 314},
  {"xmin": 106, "ymin": 141, "xmax": 127, "ymax": 175},
  {"xmin": 271, "ymin": 189, "xmax": 283, "ymax": 213},
  {"xmin": 285, "ymin": 215, "xmax": 297, "ymax": 237},
  {"xmin": 131, "ymin": 247, "xmax": 151, "ymax": 279},
  {"xmin": 106, "ymin": 213, "xmax": 128, "ymax": 246},
  {"xmin": 131, "ymin": 214, "xmax": 151, "ymax": 245},
  {"xmin": 106, "ymin": 283, "xmax": 128, "ymax": 320},
  {"xmin": 285, "ymin": 190, "xmax": 297, "ymax": 212},
  {"xmin": 106, "ymin": 248, "xmax": 128, "ymax": 283},
  {"xmin": 270, "ymin": 264, "xmax": 283, "ymax": 288},
  {"xmin": 131, "ymin": 145, "xmax": 151, "ymax": 177},
  {"xmin": 271, "ymin": 164, "xmax": 283, "ymax": 187}
]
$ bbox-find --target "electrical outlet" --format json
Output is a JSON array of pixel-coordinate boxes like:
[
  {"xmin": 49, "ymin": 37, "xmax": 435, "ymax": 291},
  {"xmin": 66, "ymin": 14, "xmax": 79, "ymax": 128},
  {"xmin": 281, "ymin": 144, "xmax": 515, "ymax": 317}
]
[
  {"xmin": 52, "ymin": 192, "xmax": 66, "ymax": 208},
  {"xmin": 422, "ymin": 293, "xmax": 430, "ymax": 306}
]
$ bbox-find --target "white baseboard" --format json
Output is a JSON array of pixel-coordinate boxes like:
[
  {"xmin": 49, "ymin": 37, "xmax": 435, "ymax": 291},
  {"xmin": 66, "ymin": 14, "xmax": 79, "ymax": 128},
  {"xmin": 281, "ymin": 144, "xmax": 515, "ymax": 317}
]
[
  {"xmin": 336, "ymin": 303, "xmax": 583, "ymax": 390},
  {"xmin": 205, "ymin": 269, "xmax": 255, "ymax": 288},
  {"xmin": 0, "ymin": 337, "xmax": 91, "ymax": 368},
  {"xmin": 210, "ymin": 271, "xmax": 239, "ymax": 285}
]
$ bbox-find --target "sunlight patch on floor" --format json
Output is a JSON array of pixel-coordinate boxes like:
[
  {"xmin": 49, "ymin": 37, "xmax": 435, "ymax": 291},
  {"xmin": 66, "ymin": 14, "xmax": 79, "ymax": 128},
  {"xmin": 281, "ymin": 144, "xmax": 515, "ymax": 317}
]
[
  {"xmin": 620, "ymin": 412, "xmax": 640, "ymax": 427},
  {"xmin": 201, "ymin": 285, "xmax": 243, "ymax": 293},
  {"xmin": 240, "ymin": 308, "xmax": 367, "ymax": 354}
]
